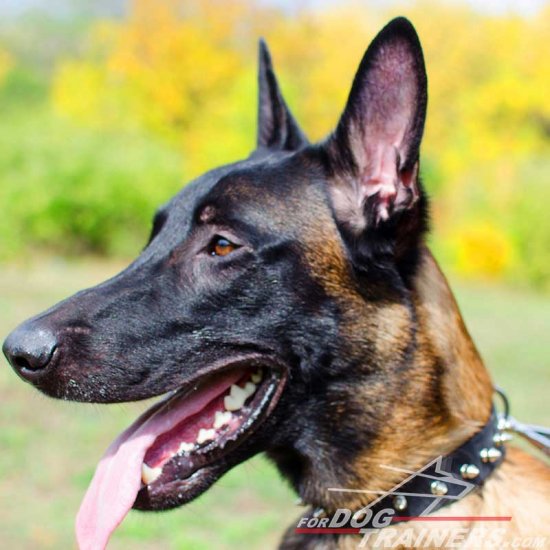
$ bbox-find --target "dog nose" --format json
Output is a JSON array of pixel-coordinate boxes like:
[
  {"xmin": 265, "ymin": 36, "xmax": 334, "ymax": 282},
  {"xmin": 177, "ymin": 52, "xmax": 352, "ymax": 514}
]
[{"xmin": 3, "ymin": 323, "xmax": 58, "ymax": 376}]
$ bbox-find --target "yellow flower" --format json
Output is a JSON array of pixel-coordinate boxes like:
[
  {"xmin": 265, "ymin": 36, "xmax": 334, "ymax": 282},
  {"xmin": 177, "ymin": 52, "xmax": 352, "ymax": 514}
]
[{"xmin": 454, "ymin": 222, "xmax": 514, "ymax": 278}]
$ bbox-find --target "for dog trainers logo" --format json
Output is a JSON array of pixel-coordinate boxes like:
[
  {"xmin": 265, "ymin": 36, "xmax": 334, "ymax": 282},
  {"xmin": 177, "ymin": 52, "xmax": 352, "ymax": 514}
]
[
  {"xmin": 297, "ymin": 456, "xmax": 477, "ymax": 530},
  {"xmin": 294, "ymin": 456, "xmax": 547, "ymax": 548}
]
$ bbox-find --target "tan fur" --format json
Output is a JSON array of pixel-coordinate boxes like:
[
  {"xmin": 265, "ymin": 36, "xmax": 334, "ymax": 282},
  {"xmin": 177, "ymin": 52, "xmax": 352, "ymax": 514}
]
[
  {"xmin": 281, "ymin": 246, "xmax": 550, "ymax": 549},
  {"xmin": 414, "ymin": 249, "xmax": 494, "ymax": 428}
]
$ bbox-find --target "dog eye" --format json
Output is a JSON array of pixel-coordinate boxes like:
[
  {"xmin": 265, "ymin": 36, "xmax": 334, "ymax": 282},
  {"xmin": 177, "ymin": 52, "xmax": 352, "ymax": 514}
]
[{"xmin": 208, "ymin": 237, "xmax": 238, "ymax": 257}]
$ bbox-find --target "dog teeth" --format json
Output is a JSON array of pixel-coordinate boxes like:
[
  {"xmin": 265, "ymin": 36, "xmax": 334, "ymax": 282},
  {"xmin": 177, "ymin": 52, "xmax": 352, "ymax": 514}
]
[
  {"xmin": 231, "ymin": 384, "xmax": 248, "ymax": 399},
  {"xmin": 223, "ymin": 394, "xmax": 240, "ymax": 411},
  {"xmin": 178, "ymin": 441, "xmax": 195, "ymax": 454},
  {"xmin": 141, "ymin": 463, "xmax": 162, "ymax": 485},
  {"xmin": 224, "ymin": 381, "xmax": 257, "ymax": 411},
  {"xmin": 197, "ymin": 428, "xmax": 216, "ymax": 444},
  {"xmin": 251, "ymin": 369, "xmax": 263, "ymax": 384},
  {"xmin": 224, "ymin": 385, "xmax": 246, "ymax": 411},
  {"xmin": 243, "ymin": 381, "xmax": 256, "ymax": 397},
  {"xmin": 213, "ymin": 410, "xmax": 232, "ymax": 429},
  {"xmin": 143, "ymin": 378, "xmax": 262, "ymax": 468}
]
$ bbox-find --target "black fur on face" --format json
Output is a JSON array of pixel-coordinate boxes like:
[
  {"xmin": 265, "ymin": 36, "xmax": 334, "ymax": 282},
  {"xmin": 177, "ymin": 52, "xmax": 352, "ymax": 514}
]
[{"xmin": 4, "ymin": 17, "xmax": 431, "ymax": 510}]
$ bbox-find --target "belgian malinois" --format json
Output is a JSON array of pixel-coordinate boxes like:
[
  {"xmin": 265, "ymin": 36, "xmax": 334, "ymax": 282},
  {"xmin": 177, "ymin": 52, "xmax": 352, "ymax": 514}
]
[{"xmin": 3, "ymin": 17, "xmax": 549, "ymax": 550}]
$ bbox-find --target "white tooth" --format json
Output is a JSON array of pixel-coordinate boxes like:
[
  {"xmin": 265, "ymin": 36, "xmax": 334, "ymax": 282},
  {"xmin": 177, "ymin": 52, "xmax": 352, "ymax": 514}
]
[
  {"xmin": 230, "ymin": 384, "xmax": 247, "ymax": 399},
  {"xmin": 197, "ymin": 428, "xmax": 216, "ymax": 444},
  {"xmin": 213, "ymin": 410, "xmax": 232, "ymax": 429},
  {"xmin": 178, "ymin": 442, "xmax": 194, "ymax": 454},
  {"xmin": 251, "ymin": 370, "xmax": 262, "ymax": 384},
  {"xmin": 141, "ymin": 463, "xmax": 162, "ymax": 485},
  {"xmin": 243, "ymin": 381, "xmax": 256, "ymax": 397},
  {"xmin": 224, "ymin": 384, "xmax": 247, "ymax": 411},
  {"xmin": 224, "ymin": 394, "xmax": 242, "ymax": 411}
]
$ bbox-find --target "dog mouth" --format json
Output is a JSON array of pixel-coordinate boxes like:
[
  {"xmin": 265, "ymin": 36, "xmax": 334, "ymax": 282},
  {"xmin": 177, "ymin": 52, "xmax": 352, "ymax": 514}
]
[
  {"xmin": 137, "ymin": 363, "xmax": 284, "ymax": 501},
  {"xmin": 75, "ymin": 358, "xmax": 287, "ymax": 550}
]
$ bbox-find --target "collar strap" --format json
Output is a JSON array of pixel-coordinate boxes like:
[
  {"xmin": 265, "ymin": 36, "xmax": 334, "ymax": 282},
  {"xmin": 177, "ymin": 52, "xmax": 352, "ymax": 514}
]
[{"xmin": 315, "ymin": 409, "xmax": 506, "ymax": 529}]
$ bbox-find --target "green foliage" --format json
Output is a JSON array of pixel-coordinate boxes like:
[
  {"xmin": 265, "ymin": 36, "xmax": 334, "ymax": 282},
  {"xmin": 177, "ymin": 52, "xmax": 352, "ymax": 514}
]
[
  {"xmin": 0, "ymin": 108, "xmax": 184, "ymax": 258},
  {"xmin": 506, "ymin": 159, "xmax": 550, "ymax": 291},
  {"xmin": 0, "ymin": 0, "xmax": 548, "ymax": 290},
  {"xmin": 0, "ymin": 65, "xmax": 48, "ymax": 105}
]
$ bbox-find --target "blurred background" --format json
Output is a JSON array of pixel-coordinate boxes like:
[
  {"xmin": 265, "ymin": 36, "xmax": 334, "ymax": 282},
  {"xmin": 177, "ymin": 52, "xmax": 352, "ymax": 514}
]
[{"xmin": 0, "ymin": 0, "xmax": 548, "ymax": 548}]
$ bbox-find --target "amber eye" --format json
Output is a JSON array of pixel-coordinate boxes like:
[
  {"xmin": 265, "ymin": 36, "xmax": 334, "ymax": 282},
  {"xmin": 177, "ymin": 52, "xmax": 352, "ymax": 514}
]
[{"xmin": 209, "ymin": 237, "xmax": 237, "ymax": 257}]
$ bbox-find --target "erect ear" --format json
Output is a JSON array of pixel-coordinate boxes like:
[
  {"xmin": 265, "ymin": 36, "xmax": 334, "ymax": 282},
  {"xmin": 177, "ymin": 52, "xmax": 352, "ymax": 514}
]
[
  {"xmin": 257, "ymin": 39, "xmax": 309, "ymax": 151},
  {"xmin": 327, "ymin": 17, "xmax": 427, "ymax": 233}
]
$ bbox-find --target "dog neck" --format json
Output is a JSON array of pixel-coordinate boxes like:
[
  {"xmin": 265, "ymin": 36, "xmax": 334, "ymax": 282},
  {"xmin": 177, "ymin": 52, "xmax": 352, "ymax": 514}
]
[
  {"xmin": 412, "ymin": 247, "xmax": 494, "ymax": 430},
  {"xmin": 280, "ymin": 246, "xmax": 494, "ymax": 514}
]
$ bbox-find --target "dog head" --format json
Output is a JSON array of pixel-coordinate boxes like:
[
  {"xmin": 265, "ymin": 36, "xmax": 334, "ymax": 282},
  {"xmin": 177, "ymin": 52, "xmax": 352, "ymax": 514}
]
[{"xmin": 4, "ymin": 17, "xmax": 432, "ymax": 523}]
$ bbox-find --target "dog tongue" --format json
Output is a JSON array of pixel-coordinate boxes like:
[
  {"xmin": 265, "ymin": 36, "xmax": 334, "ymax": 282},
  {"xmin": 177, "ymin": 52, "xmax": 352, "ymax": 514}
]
[{"xmin": 75, "ymin": 370, "xmax": 242, "ymax": 550}]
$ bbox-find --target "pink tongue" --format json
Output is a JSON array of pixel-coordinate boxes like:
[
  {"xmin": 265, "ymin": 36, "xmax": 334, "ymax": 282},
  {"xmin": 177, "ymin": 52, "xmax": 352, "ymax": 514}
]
[{"xmin": 75, "ymin": 370, "xmax": 241, "ymax": 550}]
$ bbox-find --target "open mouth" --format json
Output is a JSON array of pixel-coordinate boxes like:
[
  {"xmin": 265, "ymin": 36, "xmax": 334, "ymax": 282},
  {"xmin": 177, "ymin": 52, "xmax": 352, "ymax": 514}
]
[
  {"xmin": 75, "ymin": 358, "xmax": 287, "ymax": 550},
  {"xmin": 138, "ymin": 363, "xmax": 284, "ymax": 496}
]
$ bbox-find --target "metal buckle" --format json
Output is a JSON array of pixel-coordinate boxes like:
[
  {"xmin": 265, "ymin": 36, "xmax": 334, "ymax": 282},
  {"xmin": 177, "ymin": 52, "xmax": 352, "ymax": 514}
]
[{"xmin": 494, "ymin": 386, "xmax": 550, "ymax": 457}]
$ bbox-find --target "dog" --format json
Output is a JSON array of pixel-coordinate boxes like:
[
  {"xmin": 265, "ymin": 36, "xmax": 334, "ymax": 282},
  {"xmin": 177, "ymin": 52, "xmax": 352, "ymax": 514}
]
[{"xmin": 3, "ymin": 17, "xmax": 549, "ymax": 550}]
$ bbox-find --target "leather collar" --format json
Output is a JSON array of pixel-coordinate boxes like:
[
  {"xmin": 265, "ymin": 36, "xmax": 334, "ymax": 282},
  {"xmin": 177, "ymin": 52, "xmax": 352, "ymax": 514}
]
[
  {"xmin": 357, "ymin": 408, "xmax": 506, "ymax": 527},
  {"xmin": 305, "ymin": 408, "xmax": 507, "ymax": 530}
]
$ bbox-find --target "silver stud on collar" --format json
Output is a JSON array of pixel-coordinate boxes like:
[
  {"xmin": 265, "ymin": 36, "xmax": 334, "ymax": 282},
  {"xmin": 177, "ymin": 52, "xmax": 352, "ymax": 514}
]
[
  {"xmin": 480, "ymin": 447, "xmax": 502, "ymax": 463},
  {"xmin": 393, "ymin": 495, "xmax": 408, "ymax": 511},
  {"xmin": 497, "ymin": 417, "xmax": 511, "ymax": 432},
  {"xmin": 460, "ymin": 463, "xmax": 481, "ymax": 479},
  {"xmin": 493, "ymin": 432, "xmax": 512, "ymax": 446},
  {"xmin": 313, "ymin": 507, "xmax": 325, "ymax": 518},
  {"xmin": 430, "ymin": 480, "xmax": 448, "ymax": 496}
]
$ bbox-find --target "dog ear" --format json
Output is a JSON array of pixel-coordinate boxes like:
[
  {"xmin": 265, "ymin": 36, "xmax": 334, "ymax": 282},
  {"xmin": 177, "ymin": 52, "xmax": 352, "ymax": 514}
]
[
  {"xmin": 326, "ymin": 17, "xmax": 427, "ymax": 234},
  {"xmin": 257, "ymin": 39, "xmax": 309, "ymax": 151}
]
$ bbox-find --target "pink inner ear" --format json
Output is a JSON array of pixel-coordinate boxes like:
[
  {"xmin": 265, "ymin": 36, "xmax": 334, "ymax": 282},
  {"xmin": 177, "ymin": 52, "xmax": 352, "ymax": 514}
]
[
  {"xmin": 361, "ymin": 144, "xmax": 418, "ymax": 224},
  {"xmin": 329, "ymin": 21, "xmax": 426, "ymax": 232},
  {"xmin": 362, "ymin": 145, "xmax": 401, "ymax": 218},
  {"xmin": 362, "ymin": 38, "xmax": 419, "ymax": 153},
  {"xmin": 357, "ymin": 39, "xmax": 421, "ymax": 223}
]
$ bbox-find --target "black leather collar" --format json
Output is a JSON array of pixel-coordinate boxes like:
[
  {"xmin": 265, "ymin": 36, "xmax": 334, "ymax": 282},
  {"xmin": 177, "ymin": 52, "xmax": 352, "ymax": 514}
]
[
  {"xmin": 305, "ymin": 409, "xmax": 507, "ymax": 530},
  {"xmin": 298, "ymin": 390, "xmax": 550, "ymax": 535},
  {"xmin": 356, "ymin": 409, "xmax": 506, "ymax": 527}
]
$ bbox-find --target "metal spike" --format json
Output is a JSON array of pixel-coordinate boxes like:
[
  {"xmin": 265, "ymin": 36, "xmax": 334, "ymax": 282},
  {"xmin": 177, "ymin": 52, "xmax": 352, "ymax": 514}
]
[
  {"xmin": 430, "ymin": 480, "xmax": 448, "ymax": 496},
  {"xmin": 393, "ymin": 495, "xmax": 408, "ymax": 511},
  {"xmin": 460, "ymin": 464, "xmax": 480, "ymax": 479},
  {"xmin": 497, "ymin": 417, "xmax": 511, "ymax": 431},
  {"xmin": 493, "ymin": 432, "xmax": 513, "ymax": 446},
  {"xmin": 480, "ymin": 447, "xmax": 502, "ymax": 463}
]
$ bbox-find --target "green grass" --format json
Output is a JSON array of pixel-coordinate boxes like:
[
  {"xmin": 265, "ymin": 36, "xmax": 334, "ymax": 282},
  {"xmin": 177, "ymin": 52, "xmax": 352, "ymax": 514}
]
[{"xmin": 0, "ymin": 259, "xmax": 548, "ymax": 549}]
